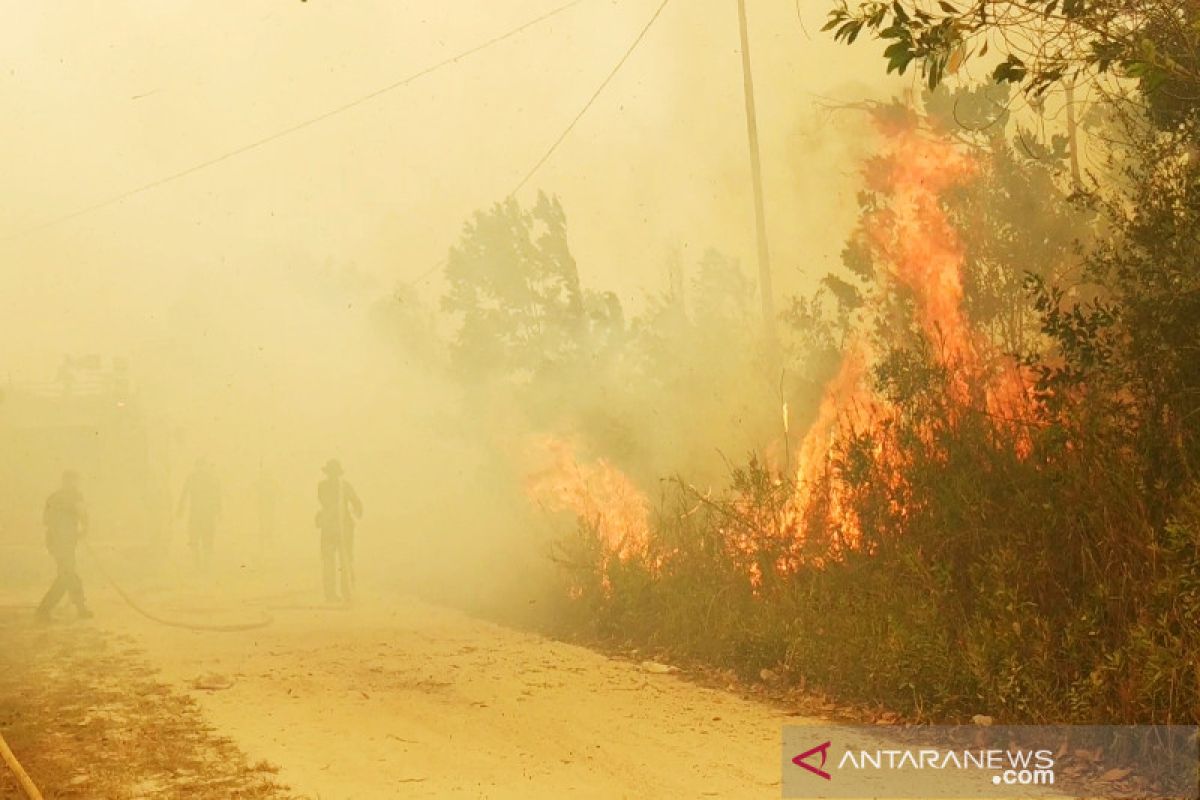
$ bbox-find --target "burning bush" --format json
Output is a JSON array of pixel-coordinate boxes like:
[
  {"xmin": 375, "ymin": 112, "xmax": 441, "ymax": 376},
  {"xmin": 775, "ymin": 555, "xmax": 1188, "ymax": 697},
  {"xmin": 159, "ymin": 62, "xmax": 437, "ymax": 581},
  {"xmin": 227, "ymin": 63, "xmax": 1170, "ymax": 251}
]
[{"xmin": 536, "ymin": 97, "xmax": 1200, "ymax": 725}]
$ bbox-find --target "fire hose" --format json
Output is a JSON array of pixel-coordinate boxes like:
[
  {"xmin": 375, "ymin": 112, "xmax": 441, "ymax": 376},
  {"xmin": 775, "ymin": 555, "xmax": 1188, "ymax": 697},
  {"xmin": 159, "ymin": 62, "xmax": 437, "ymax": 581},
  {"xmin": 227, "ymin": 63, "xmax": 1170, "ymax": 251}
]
[
  {"xmin": 0, "ymin": 731, "xmax": 43, "ymax": 800},
  {"xmin": 83, "ymin": 542, "xmax": 273, "ymax": 632}
]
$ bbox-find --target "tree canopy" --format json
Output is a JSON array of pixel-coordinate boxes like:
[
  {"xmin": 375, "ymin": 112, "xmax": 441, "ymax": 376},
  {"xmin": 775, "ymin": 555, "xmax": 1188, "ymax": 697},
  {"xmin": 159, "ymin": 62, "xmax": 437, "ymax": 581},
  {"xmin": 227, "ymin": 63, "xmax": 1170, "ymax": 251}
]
[{"xmin": 824, "ymin": 0, "xmax": 1200, "ymax": 126}]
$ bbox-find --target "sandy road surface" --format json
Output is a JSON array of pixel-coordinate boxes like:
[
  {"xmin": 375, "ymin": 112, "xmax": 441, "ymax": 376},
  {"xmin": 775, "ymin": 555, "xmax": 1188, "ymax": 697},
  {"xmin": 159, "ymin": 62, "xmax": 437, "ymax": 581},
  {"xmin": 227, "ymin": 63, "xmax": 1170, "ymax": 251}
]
[
  {"xmin": 6, "ymin": 559, "xmax": 1086, "ymax": 800},
  {"xmin": 106, "ymin": 587, "xmax": 792, "ymax": 800}
]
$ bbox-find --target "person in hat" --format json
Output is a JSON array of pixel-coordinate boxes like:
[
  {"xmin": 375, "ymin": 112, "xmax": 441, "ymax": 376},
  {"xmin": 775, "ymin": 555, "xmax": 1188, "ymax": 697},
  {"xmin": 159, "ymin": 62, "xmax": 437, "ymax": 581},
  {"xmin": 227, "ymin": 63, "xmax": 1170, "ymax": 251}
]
[
  {"xmin": 35, "ymin": 470, "xmax": 93, "ymax": 623},
  {"xmin": 316, "ymin": 458, "xmax": 362, "ymax": 602}
]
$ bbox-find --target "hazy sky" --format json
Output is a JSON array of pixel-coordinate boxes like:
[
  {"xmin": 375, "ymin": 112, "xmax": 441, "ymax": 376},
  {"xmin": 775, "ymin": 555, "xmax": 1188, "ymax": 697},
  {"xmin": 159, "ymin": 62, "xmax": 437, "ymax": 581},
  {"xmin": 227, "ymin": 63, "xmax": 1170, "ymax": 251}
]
[{"xmin": 1, "ymin": 0, "xmax": 900, "ymax": 378}]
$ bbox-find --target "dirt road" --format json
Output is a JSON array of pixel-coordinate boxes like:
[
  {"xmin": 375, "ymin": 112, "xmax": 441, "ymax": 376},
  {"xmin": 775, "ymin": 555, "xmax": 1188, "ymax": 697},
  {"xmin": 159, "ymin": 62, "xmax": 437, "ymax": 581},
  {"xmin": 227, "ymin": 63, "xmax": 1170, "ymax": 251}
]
[
  {"xmin": 101, "ymin": 585, "xmax": 791, "ymax": 799},
  {"xmin": 4, "ymin": 560, "xmax": 1085, "ymax": 800}
]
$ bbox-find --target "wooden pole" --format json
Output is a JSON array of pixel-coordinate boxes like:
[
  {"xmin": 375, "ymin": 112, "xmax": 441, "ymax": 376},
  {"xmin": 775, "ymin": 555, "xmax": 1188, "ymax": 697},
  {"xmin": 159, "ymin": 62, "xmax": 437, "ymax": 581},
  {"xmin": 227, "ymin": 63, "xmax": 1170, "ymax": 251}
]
[
  {"xmin": 736, "ymin": 0, "xmax": 776, "ymax": 343},
  {"xmin": 0, "ymin": 731, "xmax": 45, "ymax": 800}
]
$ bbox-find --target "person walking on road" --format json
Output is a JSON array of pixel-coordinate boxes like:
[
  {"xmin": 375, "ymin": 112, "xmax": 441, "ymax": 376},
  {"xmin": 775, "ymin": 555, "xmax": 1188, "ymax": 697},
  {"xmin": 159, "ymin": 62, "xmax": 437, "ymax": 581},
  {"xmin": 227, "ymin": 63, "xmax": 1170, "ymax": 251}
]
[
  {"xmin": 35, "ymin": 470, "xmax": 93, "ymax": 623},
  {"xmin": 316, "ymin": 459, "xmax": 362, "ymax": 603}
]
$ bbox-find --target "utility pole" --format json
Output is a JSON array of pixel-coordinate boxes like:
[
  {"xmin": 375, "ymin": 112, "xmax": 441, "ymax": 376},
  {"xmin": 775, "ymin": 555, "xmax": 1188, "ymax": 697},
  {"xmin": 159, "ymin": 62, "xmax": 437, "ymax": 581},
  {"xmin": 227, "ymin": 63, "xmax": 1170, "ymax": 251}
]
[{"xmin": 736, "ymin": 0, "xmax": 776, "ymax": 344}]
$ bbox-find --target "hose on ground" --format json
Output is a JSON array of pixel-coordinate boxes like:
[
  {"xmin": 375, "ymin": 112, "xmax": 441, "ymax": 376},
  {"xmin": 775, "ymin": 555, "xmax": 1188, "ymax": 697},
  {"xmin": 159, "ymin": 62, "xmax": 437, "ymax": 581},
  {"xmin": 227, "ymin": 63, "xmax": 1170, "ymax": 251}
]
[{"xmin": 83, "ymin": 542, "xmax": 273, "ymax": 632}]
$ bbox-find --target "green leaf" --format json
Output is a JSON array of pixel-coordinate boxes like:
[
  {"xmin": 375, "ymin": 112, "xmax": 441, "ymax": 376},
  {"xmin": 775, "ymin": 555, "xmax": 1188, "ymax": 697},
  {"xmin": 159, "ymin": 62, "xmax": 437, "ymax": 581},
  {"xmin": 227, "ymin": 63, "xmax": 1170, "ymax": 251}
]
[
  {"xmin": 993, "ymin": 55, "xmax": 1027, "ymax": 84},
  {"xmin": 887, "ymin": 51, "xmax": 915, "ymax": 74},
  {"xmin": 927, "ymin": 58, "xmax": 943, "ymax": 89}
]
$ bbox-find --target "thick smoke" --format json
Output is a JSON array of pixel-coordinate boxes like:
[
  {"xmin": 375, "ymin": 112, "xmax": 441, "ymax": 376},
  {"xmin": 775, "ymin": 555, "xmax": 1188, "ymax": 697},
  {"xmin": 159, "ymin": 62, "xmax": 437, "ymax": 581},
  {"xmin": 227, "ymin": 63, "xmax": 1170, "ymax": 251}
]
[{"xmin": 0, "ymin": 0, "xmax": 900, "ymax": 613}]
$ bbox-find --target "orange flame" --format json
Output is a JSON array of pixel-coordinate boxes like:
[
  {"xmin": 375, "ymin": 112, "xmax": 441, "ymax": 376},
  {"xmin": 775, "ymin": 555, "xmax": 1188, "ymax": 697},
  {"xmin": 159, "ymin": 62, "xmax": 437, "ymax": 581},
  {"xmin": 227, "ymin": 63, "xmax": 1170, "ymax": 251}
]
[
  {"xmin": 793, "ymin": 342, "xmax": 881, "ymax": 553},
  {"xmin": 866, "ymin": 128, "xmax": 977, "ymax": 354},
  {"xmin": 524, "ymin": 435, "xmax": 650, "ymax": 562},
  {"xmin": 793, "ymin": 120, "xmax": 1034, "ymax": 552},
  {"xmin": 528, "ymin": 118, "xmax": 1036, "ymax": 587}
]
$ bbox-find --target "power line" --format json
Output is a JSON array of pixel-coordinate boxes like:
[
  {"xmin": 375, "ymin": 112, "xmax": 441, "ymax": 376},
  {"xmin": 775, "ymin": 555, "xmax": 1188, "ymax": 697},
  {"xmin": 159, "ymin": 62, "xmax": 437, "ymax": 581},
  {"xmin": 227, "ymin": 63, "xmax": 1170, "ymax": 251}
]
[
  {"xmin": 2, "ymin": 0, "xmax": 588, "ymax": 243},
  {"xmin": 417, "ymin": 0, "xmax": 674, "ymax": 289},
  {"xmin": 387, "ymin": 0, "xmax": 673, "ymax": 290},
  {"xmin": 414, "ymin": 0, "xmax": 671, "ymax": 292},
  {"xmin": 508, "ymin": 0, "xmax": 672, "ymax": 197}
]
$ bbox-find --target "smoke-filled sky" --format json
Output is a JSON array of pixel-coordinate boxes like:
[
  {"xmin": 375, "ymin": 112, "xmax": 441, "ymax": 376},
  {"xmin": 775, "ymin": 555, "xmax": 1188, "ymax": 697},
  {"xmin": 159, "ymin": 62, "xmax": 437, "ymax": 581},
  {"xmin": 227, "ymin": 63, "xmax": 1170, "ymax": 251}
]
[
  {"xmin": 0, "ymin": 0, "xmax": 925, "ymax": 621},
  {"xmin": 1, "ymin": 0, "xmax": 900, "ymax": 377}
]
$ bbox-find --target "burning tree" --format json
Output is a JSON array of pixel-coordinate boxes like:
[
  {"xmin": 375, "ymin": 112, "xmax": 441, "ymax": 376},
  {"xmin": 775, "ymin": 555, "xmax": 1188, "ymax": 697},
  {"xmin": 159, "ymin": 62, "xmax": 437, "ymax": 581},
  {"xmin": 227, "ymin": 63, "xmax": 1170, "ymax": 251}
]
[{"xmin": 536, "ymin": 72, "xmax": 1200, "ymax": 725}]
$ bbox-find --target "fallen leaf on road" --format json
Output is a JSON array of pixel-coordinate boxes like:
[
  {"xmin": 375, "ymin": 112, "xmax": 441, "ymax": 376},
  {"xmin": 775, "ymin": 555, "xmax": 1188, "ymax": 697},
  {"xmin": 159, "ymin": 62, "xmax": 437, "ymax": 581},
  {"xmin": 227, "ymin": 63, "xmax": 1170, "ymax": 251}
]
[
  {"xmin": 191, "ymin": 673, "xmax": 234, "ymax": 691},
  {"xmin": 641, "ymin": 661, "xmax": 680, "ymax": 674}
]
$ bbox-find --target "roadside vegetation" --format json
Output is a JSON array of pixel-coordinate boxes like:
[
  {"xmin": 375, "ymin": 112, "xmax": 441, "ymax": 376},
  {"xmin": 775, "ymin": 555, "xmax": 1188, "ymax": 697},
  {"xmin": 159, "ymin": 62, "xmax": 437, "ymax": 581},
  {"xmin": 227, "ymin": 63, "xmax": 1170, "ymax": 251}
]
[{"xmin": 379, "ymin": 0, "xmax": 1200, "ymax": 726}]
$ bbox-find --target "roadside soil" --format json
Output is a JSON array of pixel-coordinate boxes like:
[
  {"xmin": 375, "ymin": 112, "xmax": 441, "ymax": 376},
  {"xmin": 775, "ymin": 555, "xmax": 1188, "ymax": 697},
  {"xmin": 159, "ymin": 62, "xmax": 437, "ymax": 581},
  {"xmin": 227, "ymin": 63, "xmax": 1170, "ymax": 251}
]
[{"xmin": 0, "ymin": 606, "xmax": 290, "ymax": 799}]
